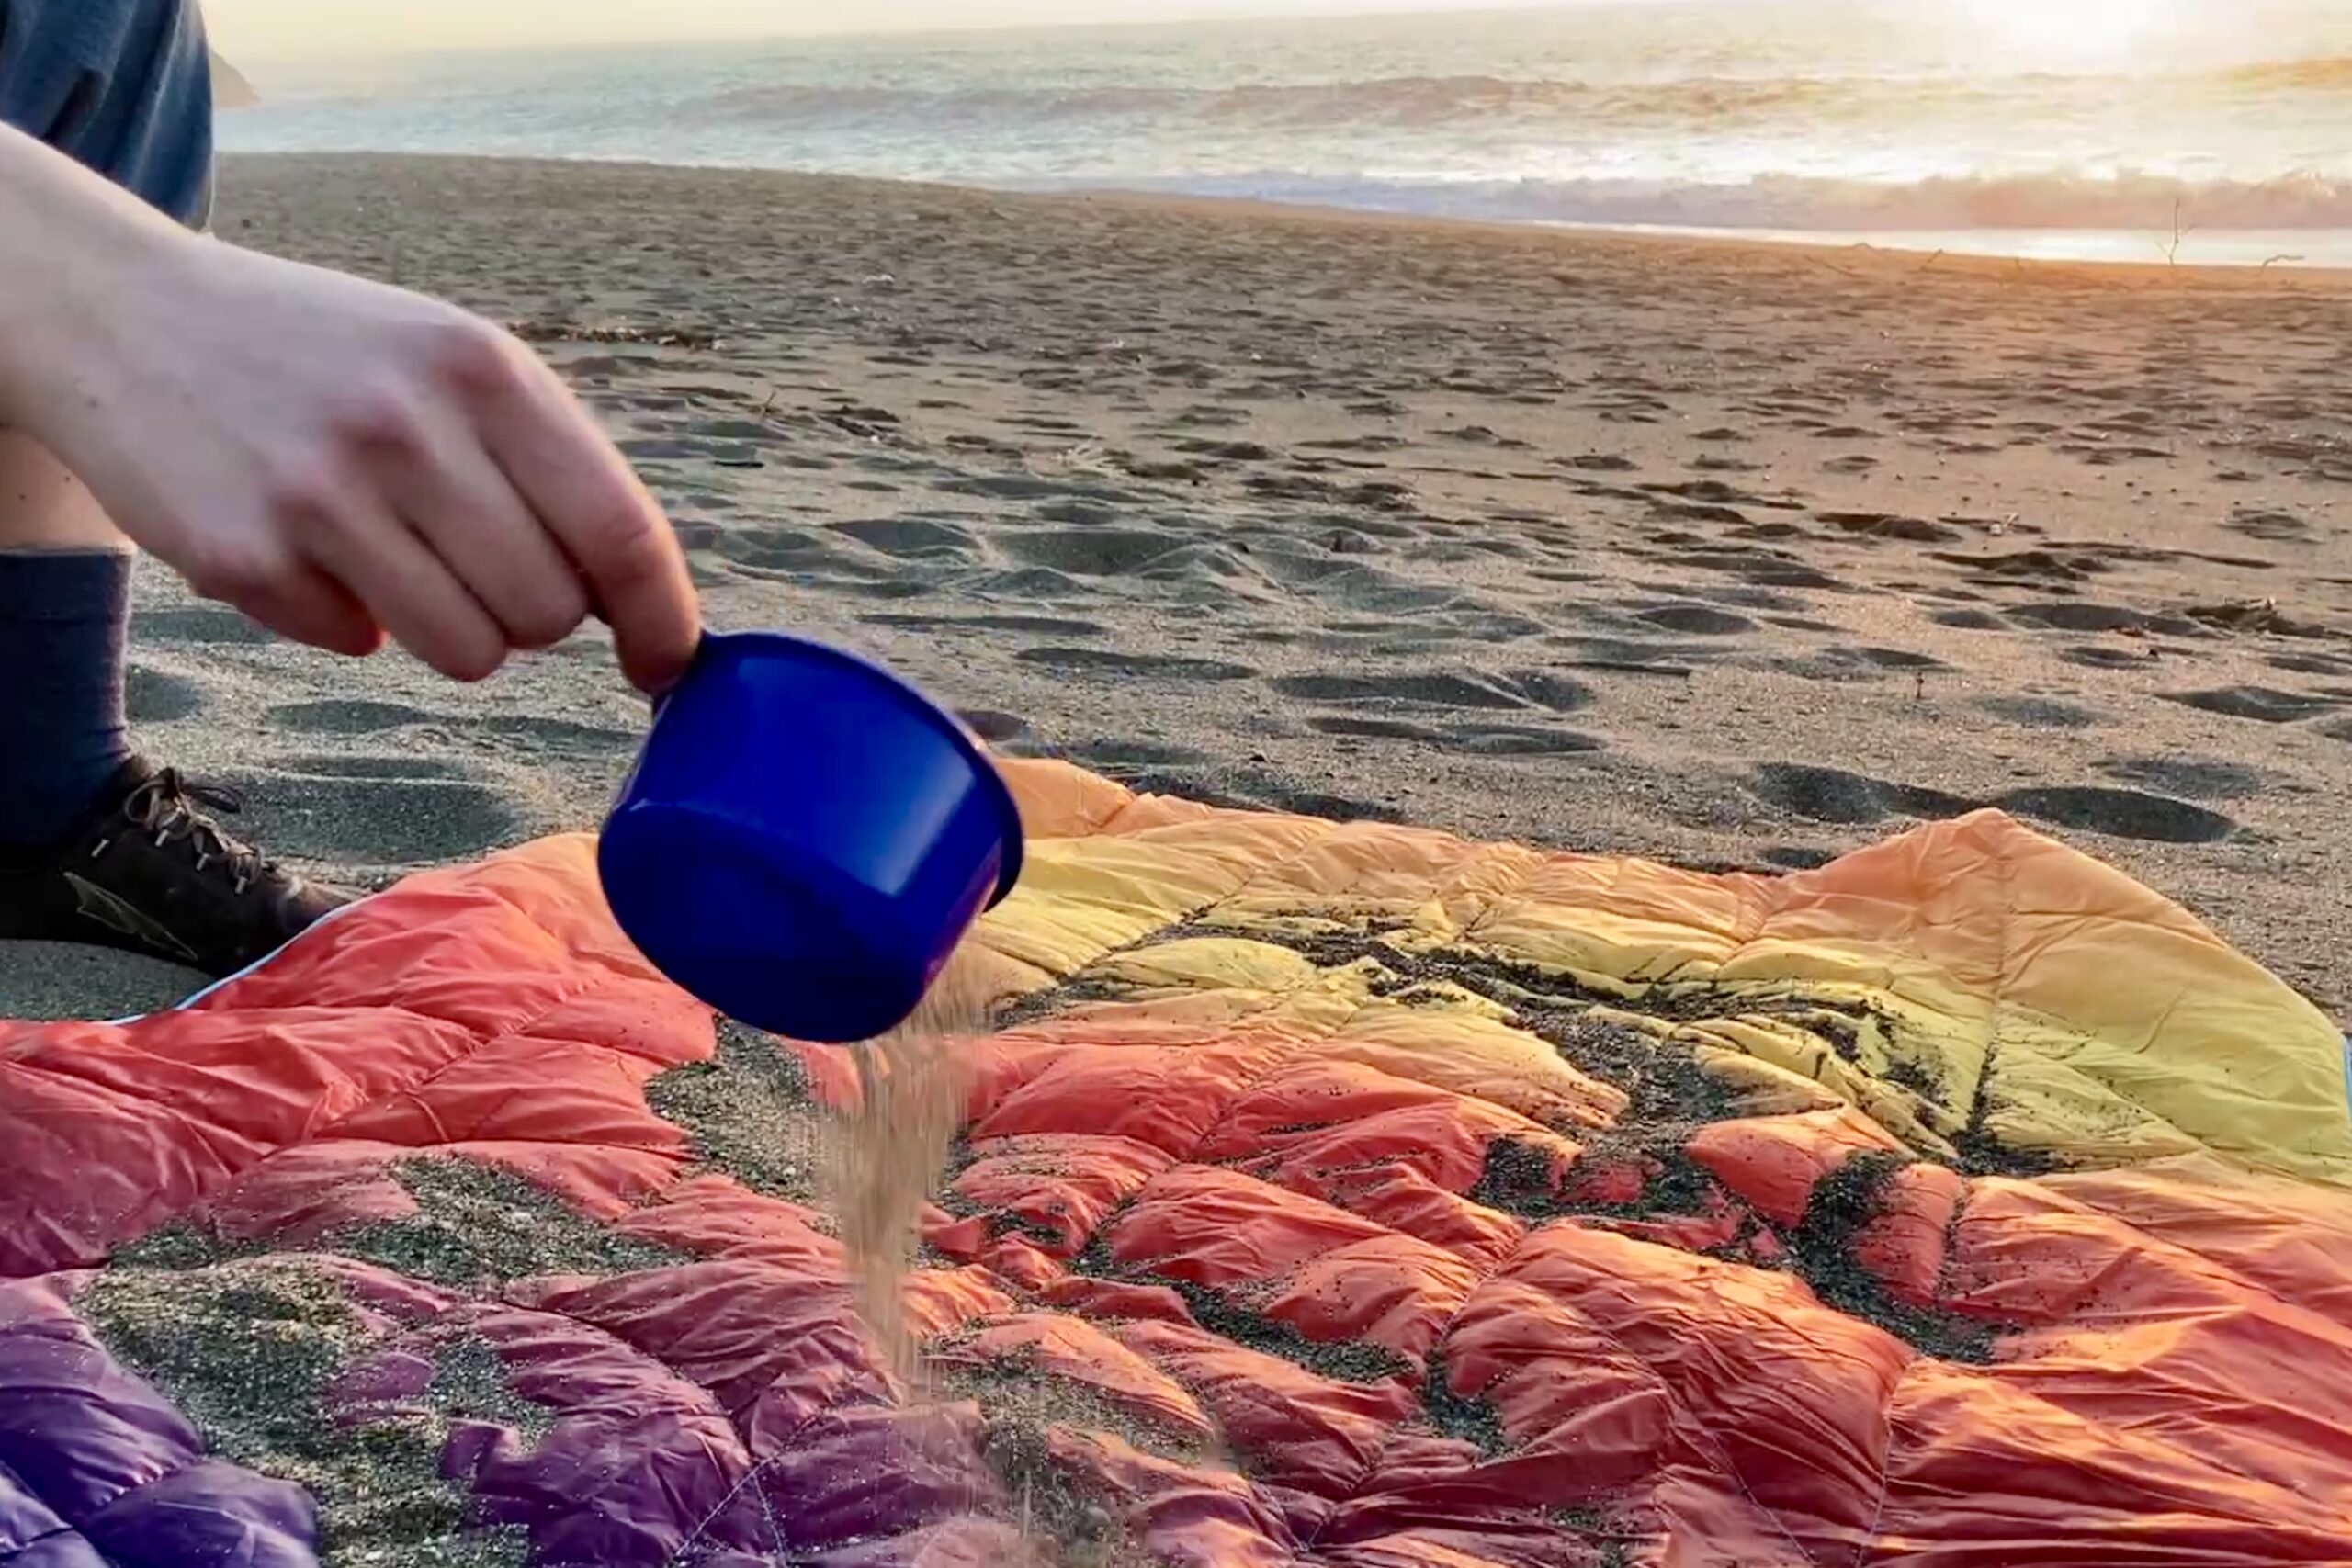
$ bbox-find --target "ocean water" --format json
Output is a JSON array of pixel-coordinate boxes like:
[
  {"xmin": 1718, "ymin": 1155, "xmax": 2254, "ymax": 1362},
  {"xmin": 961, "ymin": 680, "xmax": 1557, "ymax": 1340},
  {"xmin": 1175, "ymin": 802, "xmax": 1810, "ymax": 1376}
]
[{"xmin": 220, "ymin": 0, "xmax": 2352, "ymax": 266}]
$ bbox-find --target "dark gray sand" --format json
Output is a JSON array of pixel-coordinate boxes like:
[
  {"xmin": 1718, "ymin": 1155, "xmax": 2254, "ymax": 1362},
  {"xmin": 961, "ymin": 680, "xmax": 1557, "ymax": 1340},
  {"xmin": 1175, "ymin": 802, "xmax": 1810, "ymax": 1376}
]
[{"xmin": 5, "ymin": 152, "xmax": 2346, "ymax": 1021}]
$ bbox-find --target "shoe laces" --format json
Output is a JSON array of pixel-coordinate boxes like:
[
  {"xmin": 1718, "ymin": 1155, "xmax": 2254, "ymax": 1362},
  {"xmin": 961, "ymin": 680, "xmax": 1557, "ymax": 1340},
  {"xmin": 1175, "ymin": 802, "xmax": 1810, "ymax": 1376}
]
[{"xmin": 118, "ymin": 769, "xmax": 270, "ymax": 895}]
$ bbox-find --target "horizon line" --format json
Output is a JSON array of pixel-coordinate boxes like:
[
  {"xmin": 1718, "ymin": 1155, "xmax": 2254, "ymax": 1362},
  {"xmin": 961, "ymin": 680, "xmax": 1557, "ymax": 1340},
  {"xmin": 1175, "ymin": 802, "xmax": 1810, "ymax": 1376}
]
[{"xmin": 213, "ymin": 0, "xmax": 1681, "ymax": 69}]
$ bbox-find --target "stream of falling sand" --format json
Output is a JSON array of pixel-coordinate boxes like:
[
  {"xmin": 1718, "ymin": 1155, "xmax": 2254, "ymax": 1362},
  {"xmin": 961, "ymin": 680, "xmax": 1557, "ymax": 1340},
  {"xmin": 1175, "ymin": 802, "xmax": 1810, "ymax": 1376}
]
[
  {"xmin": 829, "ymin": 958, "xmax": 988, "ymax": 1383},
  {"xmin": 824, "ymin": 954, "xmax": 1208, "ymax": 1564}
]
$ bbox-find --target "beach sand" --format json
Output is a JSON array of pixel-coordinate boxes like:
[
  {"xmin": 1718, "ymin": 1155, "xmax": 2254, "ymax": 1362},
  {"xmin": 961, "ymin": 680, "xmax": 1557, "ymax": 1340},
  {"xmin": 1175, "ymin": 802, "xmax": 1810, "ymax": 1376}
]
[{"xmin": 6, "ymin": 152, "xmax": 2346, "ymax": 1021}]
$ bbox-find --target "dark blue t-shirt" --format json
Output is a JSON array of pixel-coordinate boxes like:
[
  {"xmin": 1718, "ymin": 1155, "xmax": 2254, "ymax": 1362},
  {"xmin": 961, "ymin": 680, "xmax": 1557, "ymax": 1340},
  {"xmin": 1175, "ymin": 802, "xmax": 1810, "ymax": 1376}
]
[{"xmin": 0, "ymin": 0, "xmax": 215, "ymax": 228}]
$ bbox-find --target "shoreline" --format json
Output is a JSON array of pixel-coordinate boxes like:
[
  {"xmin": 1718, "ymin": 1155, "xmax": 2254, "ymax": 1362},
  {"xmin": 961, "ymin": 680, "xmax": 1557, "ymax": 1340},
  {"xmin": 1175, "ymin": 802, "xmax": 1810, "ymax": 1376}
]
[
  {"xmin": 24, "ymin": 149, "xmax": 2346, "ymax": 1026},
  {"xmin": 213, "ymin": 149, "xmax": 2352, "ymax": 283}
]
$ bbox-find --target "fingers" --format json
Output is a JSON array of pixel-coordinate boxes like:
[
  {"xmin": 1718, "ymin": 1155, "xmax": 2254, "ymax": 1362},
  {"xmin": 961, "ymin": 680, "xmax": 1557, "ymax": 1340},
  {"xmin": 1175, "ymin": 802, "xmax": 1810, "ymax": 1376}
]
[
  {"xmin": 303, "ymin": 489, "xmax": 509, "ymax": 682},
  {"xmin": 461, "ymin": 337, "xmax": 699, "ymax": 693},
  {"xmin": 371, "ymin": 400, "xmax": 591, "ymax": 652},
  {"xmin": 228, "ymin": 559, "xmax": 387, "ymax": 659}
]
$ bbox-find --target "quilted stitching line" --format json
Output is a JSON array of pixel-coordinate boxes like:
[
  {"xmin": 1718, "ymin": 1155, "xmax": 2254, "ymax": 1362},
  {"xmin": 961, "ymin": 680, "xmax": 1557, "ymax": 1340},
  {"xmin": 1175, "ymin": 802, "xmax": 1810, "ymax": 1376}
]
[{"xmin": 301, "ymin": 967, "xmax": 676, "ymax": 1145}]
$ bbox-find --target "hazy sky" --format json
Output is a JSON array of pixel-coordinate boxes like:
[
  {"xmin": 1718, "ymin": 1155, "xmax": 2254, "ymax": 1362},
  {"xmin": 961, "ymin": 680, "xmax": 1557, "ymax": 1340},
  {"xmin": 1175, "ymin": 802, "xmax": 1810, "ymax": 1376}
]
[{"xmin": 202, "ymin": 0, "xmax": 1617, "ymax": 61}]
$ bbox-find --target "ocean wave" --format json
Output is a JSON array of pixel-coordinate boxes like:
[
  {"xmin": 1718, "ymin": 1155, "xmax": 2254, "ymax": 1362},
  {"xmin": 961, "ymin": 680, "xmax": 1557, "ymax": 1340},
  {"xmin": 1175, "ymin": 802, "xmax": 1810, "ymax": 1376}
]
[
  {"xmin": 1055, "ymin": 170, "xmax": 2352, "ymax": 232},
  {"xmin": 697, "ymin": 61, "xmax": 2342, "ymax": 131},
  {"xmin": 701, "ymin": 72, "xmax": 1973, "ymax": 129}
]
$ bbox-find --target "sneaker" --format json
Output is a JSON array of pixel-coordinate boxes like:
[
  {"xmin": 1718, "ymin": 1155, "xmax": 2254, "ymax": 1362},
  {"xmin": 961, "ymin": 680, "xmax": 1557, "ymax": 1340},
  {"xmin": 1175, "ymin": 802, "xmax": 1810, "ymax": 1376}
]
[{"xmin": 0, "ymin": 760, "xmax": 352, "ymax": 977}]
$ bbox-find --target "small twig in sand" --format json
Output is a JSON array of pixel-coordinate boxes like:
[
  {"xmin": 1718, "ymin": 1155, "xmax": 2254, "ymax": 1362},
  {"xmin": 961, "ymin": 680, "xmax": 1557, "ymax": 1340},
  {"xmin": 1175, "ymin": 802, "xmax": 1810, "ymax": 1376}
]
[
  {"xmin": 1914, "ymin": 249, "xmax": 1947, "ymax": 274},
  {"xmin": 2259, "ymin": 254, "xmax": 2305, "ymax": 269},
  {"xmin": 2158, "ymin": 198, "xmax": 2198, "ymax": 267}
]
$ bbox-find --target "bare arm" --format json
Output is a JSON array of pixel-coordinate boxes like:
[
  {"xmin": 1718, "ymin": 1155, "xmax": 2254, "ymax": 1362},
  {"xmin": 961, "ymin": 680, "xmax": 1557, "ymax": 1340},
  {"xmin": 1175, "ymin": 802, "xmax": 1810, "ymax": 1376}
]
[{"xmin": 0, "ymin": 123, "xmax": 698, "ymax": 691}]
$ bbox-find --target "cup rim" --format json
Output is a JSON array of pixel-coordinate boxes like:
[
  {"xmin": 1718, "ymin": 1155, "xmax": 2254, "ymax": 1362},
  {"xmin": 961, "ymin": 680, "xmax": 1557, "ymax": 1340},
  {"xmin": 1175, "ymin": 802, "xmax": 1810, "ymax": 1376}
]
[{"xmin": 690, "ymin": 628, "xmax": 1027, "ymax": 906}]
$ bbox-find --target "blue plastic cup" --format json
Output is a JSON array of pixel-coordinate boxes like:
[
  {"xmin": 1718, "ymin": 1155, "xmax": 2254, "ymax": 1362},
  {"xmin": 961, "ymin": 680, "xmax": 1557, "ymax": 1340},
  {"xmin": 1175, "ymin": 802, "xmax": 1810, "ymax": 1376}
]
[{"xmin": 598, "ymin": 630, "xmax": 1024, "ymax": 1043}]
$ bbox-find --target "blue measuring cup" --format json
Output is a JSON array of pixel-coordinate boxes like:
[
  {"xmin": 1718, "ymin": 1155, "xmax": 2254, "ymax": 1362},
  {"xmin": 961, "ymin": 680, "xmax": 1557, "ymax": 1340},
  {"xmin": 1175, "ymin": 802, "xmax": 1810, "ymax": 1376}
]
[{"xmin": 598, "ymin": 630, "xmax": 1024, "ymax": 1043}]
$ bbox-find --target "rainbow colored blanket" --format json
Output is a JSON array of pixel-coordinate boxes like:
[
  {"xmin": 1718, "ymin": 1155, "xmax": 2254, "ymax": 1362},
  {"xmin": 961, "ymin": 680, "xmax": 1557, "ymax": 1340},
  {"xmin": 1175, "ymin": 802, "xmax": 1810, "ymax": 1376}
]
[{"xmin": 5, "ymin": 760, "xmax": 2349, "ymax": 1567}]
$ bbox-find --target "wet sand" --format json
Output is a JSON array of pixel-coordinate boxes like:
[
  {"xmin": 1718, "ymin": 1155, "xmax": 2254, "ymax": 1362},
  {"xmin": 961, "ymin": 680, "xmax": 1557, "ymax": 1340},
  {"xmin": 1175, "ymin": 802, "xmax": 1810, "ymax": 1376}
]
[{"xmin": 8, "ymin": 152, "xmax": 2346, "ymax": 1020}]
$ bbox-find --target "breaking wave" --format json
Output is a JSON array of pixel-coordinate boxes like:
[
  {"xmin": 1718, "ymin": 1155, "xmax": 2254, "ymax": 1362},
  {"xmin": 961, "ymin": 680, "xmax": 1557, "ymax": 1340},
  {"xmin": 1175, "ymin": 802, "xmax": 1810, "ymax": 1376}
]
[
  {"xmin": 699, "ymin": 73, "xmax": 1883, "ymax": 128},
  {"xmin": 1053, "ymin": 169, "xmax": 2352, "ymax": 232},
  {"xmin": 695, "ymin": 62, "xmax": 2352, "ymax": 133}
]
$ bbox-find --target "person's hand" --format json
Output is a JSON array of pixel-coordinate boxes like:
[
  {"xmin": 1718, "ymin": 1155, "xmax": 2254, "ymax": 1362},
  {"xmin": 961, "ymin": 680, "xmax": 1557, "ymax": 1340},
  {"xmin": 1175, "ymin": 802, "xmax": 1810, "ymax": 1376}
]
[{"xmin": 3, "ymin": 185, "xmax": 697, "ymax": 692}]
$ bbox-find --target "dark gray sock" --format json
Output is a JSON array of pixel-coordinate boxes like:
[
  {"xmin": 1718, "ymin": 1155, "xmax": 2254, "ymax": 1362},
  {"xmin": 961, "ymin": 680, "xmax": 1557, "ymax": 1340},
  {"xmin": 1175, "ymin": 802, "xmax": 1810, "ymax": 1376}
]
[{"xmin": 0, "ymin": 548, "xmax": 136, "ymax": 849}]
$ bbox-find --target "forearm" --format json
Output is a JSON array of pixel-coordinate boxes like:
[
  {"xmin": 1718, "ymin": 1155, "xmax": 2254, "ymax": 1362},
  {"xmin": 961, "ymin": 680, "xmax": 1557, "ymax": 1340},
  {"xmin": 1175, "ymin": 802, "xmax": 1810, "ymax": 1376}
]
[{"xmin": 0, "ymin": 122, "xmax": 186, "ymax": 432}]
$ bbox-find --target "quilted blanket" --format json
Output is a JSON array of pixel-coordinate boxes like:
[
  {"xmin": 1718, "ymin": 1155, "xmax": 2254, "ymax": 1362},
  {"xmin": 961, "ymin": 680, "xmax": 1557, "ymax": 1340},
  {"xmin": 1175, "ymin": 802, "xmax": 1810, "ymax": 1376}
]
[{"xmin": 4, "ymin": 759, "xmax": 2349, "ymax": 1567}]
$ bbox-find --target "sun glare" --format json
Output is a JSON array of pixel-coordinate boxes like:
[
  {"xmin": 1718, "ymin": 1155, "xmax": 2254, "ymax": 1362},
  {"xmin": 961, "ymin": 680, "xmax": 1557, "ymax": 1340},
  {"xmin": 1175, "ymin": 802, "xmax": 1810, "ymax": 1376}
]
[{"xmin": 1958, "ymin": 0, "xmax": 2177, "ymax": 65}]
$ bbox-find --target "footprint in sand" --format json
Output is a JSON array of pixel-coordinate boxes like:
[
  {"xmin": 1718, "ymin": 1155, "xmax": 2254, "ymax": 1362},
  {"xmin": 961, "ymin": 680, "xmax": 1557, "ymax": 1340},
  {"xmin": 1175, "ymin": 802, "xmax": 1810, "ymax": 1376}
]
[
  {"xmin": 1446, "ymin": 725, "xmax": 1608, "ymax": 757},
  {"xmin": 998, "ymin": 528, "xmax": 1187, "ymax": 577},
  {"xmin": 2269, "ymin": 650, "xmax": 2352, "ymax": 678},
  {"xmin": 230, "ymin": 768, "xmax": 524, "ymax": 866},
  {"xmin": 2223, "ymin": 507, "xmax": 2312, "ymax": 545},
  {"xmin": 1014, "ymin": 647, "xmax": 1257, "ymax": 681},
  {"xmin": 864, "ymin": 611, "xmax": 1108, "ymax": 639},
  {"xmin": 616, "ymin": 434, "xmax": 710, "ymax": 463},
  {"xmin": 1309, "ymin": 716, "xmax": 1444, "ymax": 742},
  {"xmin": 1309, "ymin": 715, "xmax": 1604, "ymax": 756},
  {"xmin": 944, "ymin": 474, "xmax": 1136, "ymax": 506},
  {"xmin": 126, "ymin": 666, "xmax": 206, "ymax": 725},
  {"xmin": 2163, "ymin": 686, "xmax": 2339, "ymax": 724},
  {"xmin": 1662, "ymin": 547, "xmax": 1842, "ymax": 592},
  {"xmin": 271, "ymin": 700, "xmax": 636, "ymax": 759},
  {"xmin": 1996, "ymin": 787, "xmax": 2236, "ymax": 845},
  {"xmin": 1817, "ymin": 511, "xmax": 1962, "ymax": 544},
  {"xmin": 1636, "ymin": 604, "xmax": 1758, "ymax": 637},
  {"xmin": 268, "ymin": 699, "xmax": 440, "ymax": 736},
  {"xmin": 1066, "ymin": 738, "xmax": 1218, "ymax": 773},
  {"xmin": 2058, "ymin": 645, "xmax": 2151, "ymax": 670},
  {"xmin": 713, "ymin": 525, "xmax": 851, "ymax": 574},
  {"xmin": 1272, "ymin": 671, "xmax": 1591, "ymax": 714},
  {"xmin": 956, "ymin": 710, "xmax": 1029, "ymax": 744},
  {"xmin": 831, "ymin": 516, "xmax": 983, "ymax": 562},
  {"xmin": 1760, "ymin": 845, "xmax": 1839, "ymax": 871},
  {"xmin": 1928, "ymin": 545, "xmax": 2098, "ymax": 582},
  {"xmin": 1766, "ymin": 647, "xmax": 1945, "ymax": 682},
  {"xmin": 275, "ymin": 754, "xmax": 478, "ymax": 782},
  {"xmin": 2008, "ymin": 603, "xmax": 2200, "ymax": 637},
  {"xmin": 1204, "ymin": 763, "xmax": 1408, "ymax": 826},
  {"xmin": 958, "ymin": 566, "xmax": 1087, "ymax": 601},
  {"xmin": 1749, "ymin": 763, "xmax": 2236, "ymax": 843},
  {"xmin": 1034, "ymin": 498, "xmax": 1122, "ymax": 526},
  {"xmin": 1748, "ymin": 764, "xmax": 1974, "ymax": 826},
  {"xmin": 2098, "ymin": 757, "xmax": 2271, "ymax": 801},
  {"xmin": 1974, "ymin": 696, "xmax": 2103, "ymax": 730},
  {"xmin": 134, "ymin": 607, "xmax": 279, "ymax": 646},
  {"xmin": 473, "ymin": 716, "xmax": 641, "ymax": 758}
]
